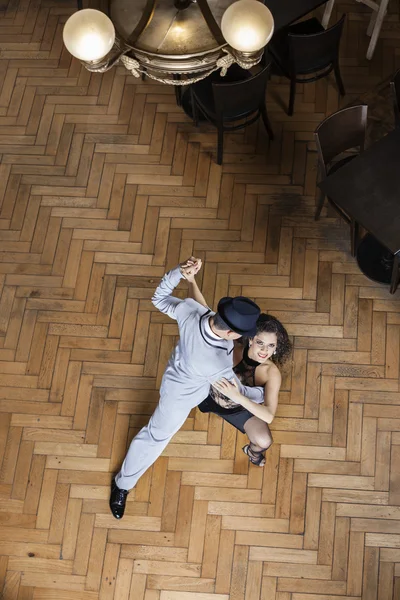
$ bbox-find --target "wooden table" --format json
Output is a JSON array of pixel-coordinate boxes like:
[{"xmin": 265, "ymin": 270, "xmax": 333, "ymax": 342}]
[
  {"xmin": 319, "ymin": 129, "xmax": 400, "ymax": 294},
  {"xmin": 265, "ymin": 0, "xmax": 332, "ymax": 31}
]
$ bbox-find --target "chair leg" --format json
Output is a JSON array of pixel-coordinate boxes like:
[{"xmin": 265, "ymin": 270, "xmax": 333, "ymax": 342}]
[
  {"xmin": 315, "ymin": 189, "xmax": 326, "ymax": 220},
  {"xmin": 390, "ymin": 254, "xmax": 400, "ymax": 294},
  {"xmin": 350, "ymin": 219, "xmax": 359, "ymax": 258},
  {"xmin": 217, "ymin": 125, "xmax": 224, "ymax": 165},
  {"xmin": 366, "ymin": 7, "xmax": 377, "ymax": 36},
  {"xmin": 261, "ymin": 106, "xmax": 274, "ymax": 140},
  {"xmin": 366, "ymin": 0, "xmax": 389, "ymax": 60},
  {"xmin": 175, "ymin": 86, "xmax": 182, "ymax": 107},
  {"xmin": 173, "ymin": 74, "xmax": 182, "ymax": 106},
  {"xmin": 322, "ymin": 0, "xmax": 335, "ymax": 28},
  {"xmin": 333, "ymin": 61, "xmax": 345, "ymax": 96},
  {"xmin": 190, "ymin": 88, "xmax": 199, "ymax": 127},
  {"xmin": 77, "ymin": 0, "xmax": 83, "ymax": 9},
  {"xmin": 288, "ymin": 79, "xmax": 296, "ymax": 116}
]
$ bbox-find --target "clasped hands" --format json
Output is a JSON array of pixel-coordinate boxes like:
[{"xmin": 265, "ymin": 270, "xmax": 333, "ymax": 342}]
[{"xmin": 180, "ymin": 256, "xmax": 202, "ymax": 282}]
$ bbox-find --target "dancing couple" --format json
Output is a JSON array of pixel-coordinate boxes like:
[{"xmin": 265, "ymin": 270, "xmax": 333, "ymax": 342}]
[{"xmin": 110, "ymin": 257, "xmax": 291, "ymax": 519}]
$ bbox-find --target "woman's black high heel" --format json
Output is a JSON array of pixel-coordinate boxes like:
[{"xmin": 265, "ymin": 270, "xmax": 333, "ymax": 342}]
[{"xmin": 242, "ymin": 444, "xmax": 266, "ymax": 467}]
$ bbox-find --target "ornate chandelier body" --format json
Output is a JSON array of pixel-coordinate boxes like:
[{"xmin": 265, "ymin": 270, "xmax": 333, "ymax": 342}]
[{"xmin": 63, "ymin": 0, "xmax": 274, "ymax": 84}]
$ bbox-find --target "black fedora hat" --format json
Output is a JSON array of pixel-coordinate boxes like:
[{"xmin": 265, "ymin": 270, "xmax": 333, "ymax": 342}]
[{"xmin": 217, "ymin": 296, "xmax": 260, "ymax": 336}]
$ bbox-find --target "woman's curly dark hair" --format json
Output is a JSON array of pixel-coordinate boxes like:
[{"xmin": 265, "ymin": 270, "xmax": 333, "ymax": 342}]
[{"xmin": 252, "ymin": 313, "xmax": 292, "ymax": 366}]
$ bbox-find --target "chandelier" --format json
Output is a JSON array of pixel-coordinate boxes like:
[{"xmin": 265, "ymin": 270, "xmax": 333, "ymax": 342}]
[{"xmin": 63, "ymin": 0, "xmax": 274, "ymax": 85}]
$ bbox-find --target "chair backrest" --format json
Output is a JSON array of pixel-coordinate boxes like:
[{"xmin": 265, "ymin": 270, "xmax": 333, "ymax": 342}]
[
  {"xmin": 289, "ymin": 15, "xmax": 346, "ymax": 74},
  {"xmin": 390, "ymin": 68, "xmax": 400, "ymax": 128},
  {"xmin": 314, "ymin": 105, "xmax": 368, "ymax": 177},
  {"xmin": 212, "ymin": 63, "xmax": 270, "ymax": 121}
]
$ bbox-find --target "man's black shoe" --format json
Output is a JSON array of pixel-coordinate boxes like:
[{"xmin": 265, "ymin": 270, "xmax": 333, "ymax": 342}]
[{"xmin": 110, "ymin": 479, "xmax": 129, "ymax": 519}]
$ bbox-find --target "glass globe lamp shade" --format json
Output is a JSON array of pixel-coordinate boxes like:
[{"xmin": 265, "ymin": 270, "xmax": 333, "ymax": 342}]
[
  {"xmin": 63, "ymin": 9, "xmax": 115, "ymax": 62},
  {"xmin": 221, "ymin": 0, "xmax": 274, "ymax": 53}
]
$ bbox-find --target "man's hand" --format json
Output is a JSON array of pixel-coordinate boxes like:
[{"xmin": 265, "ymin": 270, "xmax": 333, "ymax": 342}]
[
  {"xmin": 180, "ymin": 256, "xmax": 202, "ymax": 282},
  {"xmin": 212, "ymin": 378, "xmax": 243, "ymax": 404}
]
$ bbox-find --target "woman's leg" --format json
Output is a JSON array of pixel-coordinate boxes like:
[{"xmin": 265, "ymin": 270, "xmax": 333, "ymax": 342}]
[
  {"xmin": 197, "ymin": 403, "xmax": 273, "ymax": 467},
  {"xmin": 243, "ymin": 416, "xmax": 273, "ymax": 466}
]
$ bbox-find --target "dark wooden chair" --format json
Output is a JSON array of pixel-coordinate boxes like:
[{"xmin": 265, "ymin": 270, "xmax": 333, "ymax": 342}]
[
  {"xmin": 390, "ymin": 68, "xmax": 400, "ymax": 128},
  {"xmin": 314, "ymin": 104, "xmax": 368, "ymax": 255},
  {"xmin": 269, "ymin": 15, "xmax": 346, "ymax": 115},
  {"xmin": 190, "ymin": 63, "xmax": 274, "ymax": 165}
]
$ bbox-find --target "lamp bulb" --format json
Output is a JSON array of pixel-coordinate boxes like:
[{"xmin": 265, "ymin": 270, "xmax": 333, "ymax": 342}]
[
  {"xmin": 221, "ymin": 0, "xmax": 274, "ymax": 53},
  {"xmin": 63, "ymin": 8, "xmax": 115, "ymax": 62}
]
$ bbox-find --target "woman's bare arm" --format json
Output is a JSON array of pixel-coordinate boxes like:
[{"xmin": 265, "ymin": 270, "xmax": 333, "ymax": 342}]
[
  {"xmin": 187, "ymin": 278, "xmax": 209, "ymax": 308},
  {"xmin": 181, "ymin": 259, "xmax": 209, "ymax": 308},
  {"xmin": 261, "ymin": 366, "xmax": 281, "ymax": 421}
]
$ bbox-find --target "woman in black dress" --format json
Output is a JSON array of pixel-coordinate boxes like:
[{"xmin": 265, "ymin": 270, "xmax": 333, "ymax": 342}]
[{"xmin": 182, "ymin": 258, "xmax": 291, "ymax": 467}]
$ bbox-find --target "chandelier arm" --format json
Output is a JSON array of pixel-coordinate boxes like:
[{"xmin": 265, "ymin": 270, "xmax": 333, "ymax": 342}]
[
  {"xmin": 119, "ymin": 48, "xmax": 262, "ymax": 84},
  {"xmin": 82, "ymin": 43, "xmax": 130, "ymax": 72},
  {"xmin": 195, "ymin": 0, "xmax": 226, "ymax": 47},
  {"xmin": 127, "ymin": 0, "xmax": 158, "ymax": 45}
]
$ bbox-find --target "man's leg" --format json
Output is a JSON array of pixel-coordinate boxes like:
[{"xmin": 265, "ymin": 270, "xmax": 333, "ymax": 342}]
[
  {"xmin": 110, "ymin": 397, "xmax": 191, "ymax": 518},
  {"xmin": 115, "ymin": 403, "xmax": 188, "ymax": 489}
]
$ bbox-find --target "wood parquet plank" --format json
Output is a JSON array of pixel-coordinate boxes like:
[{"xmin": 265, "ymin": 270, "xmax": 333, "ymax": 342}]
[{"xmin": 1, "ymin": 0, "xmax": 400, "ymax": 599}]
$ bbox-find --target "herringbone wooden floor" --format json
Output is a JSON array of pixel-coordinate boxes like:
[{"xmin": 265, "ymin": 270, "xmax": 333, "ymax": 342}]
[{"xmin": 1, "ymin": 0, "xmax": 400, "ymax": 598}]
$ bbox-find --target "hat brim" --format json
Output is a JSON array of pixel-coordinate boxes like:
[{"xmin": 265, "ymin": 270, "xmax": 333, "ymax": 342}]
[
  {"xmin": 220, "ymin": 315, "xmax": 257, "ymax": 337},
  {"xmin": 220, "ymin": 321, "xmax": 258, "ymax": 337}
]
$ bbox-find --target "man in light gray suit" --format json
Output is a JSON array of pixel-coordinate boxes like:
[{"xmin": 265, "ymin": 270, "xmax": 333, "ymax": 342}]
[{"xmin": 110, "ymin": 257, "xmax": 263, "ymax": 518}]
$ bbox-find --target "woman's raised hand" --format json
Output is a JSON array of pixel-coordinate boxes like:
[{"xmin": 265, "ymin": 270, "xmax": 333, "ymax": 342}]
[{"xmin": 180, "ymin": 256, "xmax": 202, "ymax": 282}]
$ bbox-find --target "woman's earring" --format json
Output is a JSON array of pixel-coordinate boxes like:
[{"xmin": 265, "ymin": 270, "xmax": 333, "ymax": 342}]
[{"xmin": 273, "ymin": 351, "xmax": 276, "ymax": 355}]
